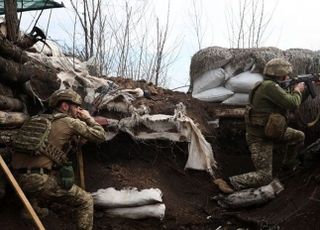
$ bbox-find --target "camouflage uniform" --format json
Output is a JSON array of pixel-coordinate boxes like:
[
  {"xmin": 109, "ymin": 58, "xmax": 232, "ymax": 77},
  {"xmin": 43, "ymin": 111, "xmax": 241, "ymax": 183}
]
[
  {"xmin": 0, "ymin": 149, "xmax": 12, "ymax": 199},
  {"xmin": 229, "ymin": 61, "xmax": 305, "ymax": 190},
  {"xmin": 12, "ymin": 89, "xmax": 106, "ymax": 230}
]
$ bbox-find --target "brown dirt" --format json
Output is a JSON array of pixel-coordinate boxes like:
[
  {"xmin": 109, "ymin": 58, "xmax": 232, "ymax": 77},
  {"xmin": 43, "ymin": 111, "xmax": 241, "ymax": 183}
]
[{"xmin": 1, "ymin": 79, "xmax": 320, "ymax": 230}]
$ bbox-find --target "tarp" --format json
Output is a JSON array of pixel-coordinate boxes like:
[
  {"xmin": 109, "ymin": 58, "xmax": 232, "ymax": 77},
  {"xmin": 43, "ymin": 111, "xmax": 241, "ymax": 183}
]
[{"xmin": 0, "ymin": 0, "xmax": 64, "ymax": 15}]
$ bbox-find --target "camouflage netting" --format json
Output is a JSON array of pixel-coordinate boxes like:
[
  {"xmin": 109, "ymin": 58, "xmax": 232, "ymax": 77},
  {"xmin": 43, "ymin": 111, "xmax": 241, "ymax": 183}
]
[
  {"xmin": 189, "ymin": 46, "xmax": 320, "ymax": 143},
  {"xmin": 189, "ymin": 46, "xmax": 232, "ymax": 85},
  {"xmin": 190, "ymin": 46, "xmax": 320, "ymax": 90}
]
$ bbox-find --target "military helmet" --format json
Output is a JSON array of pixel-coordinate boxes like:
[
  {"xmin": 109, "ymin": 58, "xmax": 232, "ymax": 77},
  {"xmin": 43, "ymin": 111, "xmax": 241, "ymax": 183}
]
[
  {"xmin": 49, "ymin": 88, "xmax": 82, "ymax": 108},
  {"xmin": 263, "ymin": 58, "xmax": 293, "ymax": 77}
]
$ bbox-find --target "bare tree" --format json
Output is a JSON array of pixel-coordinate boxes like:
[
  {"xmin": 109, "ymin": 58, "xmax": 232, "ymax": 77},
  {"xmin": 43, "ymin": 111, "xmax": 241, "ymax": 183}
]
[
  {"xmin": 70, "ymin": 0, "xmax": 101, "ymax": 60},
  {"xmin": 64, "ymin": 0, "xmax": 178, "ymax": 87},
  {"xmin": 189, "ymin": 0, "xmax": 204, "ymax": 50},
  {"xmin": 226, "ymin": 0, "xmax": 276, "ymax": 48},
  {"xmin": 4, "ymin": 0, "xmax": 18, "ymax": 42}
]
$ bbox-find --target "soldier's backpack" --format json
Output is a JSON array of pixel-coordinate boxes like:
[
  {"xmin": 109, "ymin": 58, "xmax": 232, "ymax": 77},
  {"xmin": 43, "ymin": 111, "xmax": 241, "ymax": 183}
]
[{"xmin": 12, "ymin": 113, "xmax": 69, "ymax": 165}]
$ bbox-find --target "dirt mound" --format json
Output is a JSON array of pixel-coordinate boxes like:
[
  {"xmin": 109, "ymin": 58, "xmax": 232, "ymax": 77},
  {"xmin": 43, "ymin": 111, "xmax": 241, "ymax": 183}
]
[
  {"xmin": 2, "ymin": 85, "xmax": 320, "ymax": 229},
  {"xmin": 0, "ymin": 36, "xmax": 319, "ymax": 229}
]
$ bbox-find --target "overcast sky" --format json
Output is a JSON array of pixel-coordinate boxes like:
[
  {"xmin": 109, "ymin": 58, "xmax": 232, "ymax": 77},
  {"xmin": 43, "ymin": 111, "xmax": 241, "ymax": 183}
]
[{"xmin": 18, "ymin": 0, "xmax": 320, "ymax": 90}]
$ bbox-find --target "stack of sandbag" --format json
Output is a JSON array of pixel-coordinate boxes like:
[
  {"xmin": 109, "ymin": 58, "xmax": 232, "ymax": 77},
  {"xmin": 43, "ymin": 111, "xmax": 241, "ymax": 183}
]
[
  {"xmin": 92, "ymin": 187, "xmax": 165, "ymax": 220},
  {"xmin": 190, "ymin": 47, "xmax": 320, "ymax": 105},
  {"xmin": 213, "ymin": 179, "xmax": 284, "ymax": 209},
  {"xmin": 0, "ymin": 79, "xmax": 29, "ymax": 146}
]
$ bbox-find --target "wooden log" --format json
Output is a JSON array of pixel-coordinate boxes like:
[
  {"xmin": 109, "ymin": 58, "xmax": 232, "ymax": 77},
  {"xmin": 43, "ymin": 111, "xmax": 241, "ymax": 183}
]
[
  {"xmin": 4, "ymin": 0, "xmax": 18, "ymax": 42},
  {"xmin": 0, "ymin": 35, "xmax": 29, "ymax": 63},
  {"xmin": 0, "ymin": 111, "xmax": 28, "ymax": 127},
  {"xmin": 0, "ymin": 82, "xmax": 14, "ymax": 97},
  {"xmin": 214, "ymin": 107, "xmax": 246, "ymax": 118},
  {"xmin": 0, "ymin": 36, "xmax": 30, "ymax": 63},
  {"xmin": 0, "ymin": 56, "xmax": 59, "ymax": 84},
  {"xmin": 0, "ymin": 95, "xmax": 24, "ymax": 111}
]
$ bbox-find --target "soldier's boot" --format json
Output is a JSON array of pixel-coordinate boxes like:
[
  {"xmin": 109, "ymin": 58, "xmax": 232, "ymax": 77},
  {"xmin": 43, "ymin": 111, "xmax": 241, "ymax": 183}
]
[
  {"xmin": 20, "ymin": 200, "xmax": 49, "ymax": 220},
  {"xmin": 213, "ymin": 178, "xmax": 234, "ymax": 194}
]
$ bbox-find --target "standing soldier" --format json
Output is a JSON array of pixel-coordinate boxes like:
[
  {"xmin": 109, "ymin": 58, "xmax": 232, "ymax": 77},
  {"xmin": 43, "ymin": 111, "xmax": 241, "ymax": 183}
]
[
  {"xmin": 11, "ymin": 88, "xmax": 106, "ymax": 230},
  {"xmin": 214, "ymin": 58, "xmax": 306, "ymax": 193}
]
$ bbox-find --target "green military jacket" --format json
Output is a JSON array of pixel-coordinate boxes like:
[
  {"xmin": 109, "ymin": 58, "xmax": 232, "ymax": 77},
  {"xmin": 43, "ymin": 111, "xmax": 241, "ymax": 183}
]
[{"xmin": 246, "ymin": 78, "xmax": 302, "ymax": 137}]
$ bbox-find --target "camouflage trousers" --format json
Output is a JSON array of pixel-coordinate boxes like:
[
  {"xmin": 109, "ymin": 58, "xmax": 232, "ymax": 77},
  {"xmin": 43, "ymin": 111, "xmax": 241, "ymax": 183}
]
[
  {"xmin": 16, "ymin": 172, "xmax": 93, "ymax": 230},
  {"xmin": 230, "ymin": 127, "xmax": 305, "ymax": 190}
]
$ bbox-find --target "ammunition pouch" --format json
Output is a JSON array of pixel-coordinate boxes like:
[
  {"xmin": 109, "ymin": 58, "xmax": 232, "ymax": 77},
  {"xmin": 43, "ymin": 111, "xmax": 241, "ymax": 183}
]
[
  {"xmin": 40, "ymin": 143, "xmax": 68, "ymax": 165},
  {"xmin": 244, "ymin": 105, "xmax": 269, "ymax": 126},
  {"xmin": 245, "ymin": 105, "xmax": 287, "ymax": 139},
  {"xmin": 264, "ymin": 113, "xmax": 287, "ymax": 139},
  {"xmin": 59, "ymin": 162, "xmax": 74, "ymax": 190}
]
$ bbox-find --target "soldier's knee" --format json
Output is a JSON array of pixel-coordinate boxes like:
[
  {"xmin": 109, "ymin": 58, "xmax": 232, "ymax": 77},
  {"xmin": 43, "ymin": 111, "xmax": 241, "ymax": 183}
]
[
  {"xmin": 82, "ymin": 191, "xmax": 93, "ymax": 208},
  {"xmin": 258, "ymin": 170, "xmax": 273, "ymax": 185}
]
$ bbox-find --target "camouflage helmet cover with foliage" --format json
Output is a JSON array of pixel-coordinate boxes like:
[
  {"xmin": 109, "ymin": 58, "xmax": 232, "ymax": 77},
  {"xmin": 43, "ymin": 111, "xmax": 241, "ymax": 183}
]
[
  {"xmin": 49, "ymin": 89, "xmax": 82, "ymax": 108},
  {"xmin": 263, "ymin": 58, "xmax": 293, "ymax": 77}
]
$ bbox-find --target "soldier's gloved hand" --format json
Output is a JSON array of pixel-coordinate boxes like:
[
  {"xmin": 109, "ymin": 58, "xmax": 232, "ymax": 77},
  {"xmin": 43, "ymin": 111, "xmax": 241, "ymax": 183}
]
[{"xmin": 294, "ymin": 82, "xmax": 305, "ymax": 93}]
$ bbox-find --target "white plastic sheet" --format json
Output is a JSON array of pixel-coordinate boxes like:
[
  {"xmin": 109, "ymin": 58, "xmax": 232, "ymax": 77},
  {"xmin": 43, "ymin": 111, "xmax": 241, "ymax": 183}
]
[{"xmin": 119, "ymin": 103, "xmax": 217, "ymax": 173}]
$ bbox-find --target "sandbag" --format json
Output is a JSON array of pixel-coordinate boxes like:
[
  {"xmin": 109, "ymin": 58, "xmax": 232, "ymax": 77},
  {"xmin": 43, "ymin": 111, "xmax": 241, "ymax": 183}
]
[
  {"xmin": 192, "ymin": 87, "xmax": 234, "ymax": 102},
  {"xmin": 222, "ymin": 93, "xmax": 249, "ymax": 105},
  {"xmin": 192, "ymin": 68, "xmax": 225, "ymax": 94},
  {"xmin": 92, "ymin": 187, "xmax": 163, "ymax": 208},
  {"xmin": 213, "ymin": 179, "xmax": 284, "ymax": 209},
  {"xmin": 0, "ymin": 111, "xmax": 29, "ymax": 127},
  {"xmin": 225, "ymin": 71, "xmax": 263, "ymax": 93},
  {"xmin": 105, "ymin": 203, "xmax": 166, "ymax": 220}
]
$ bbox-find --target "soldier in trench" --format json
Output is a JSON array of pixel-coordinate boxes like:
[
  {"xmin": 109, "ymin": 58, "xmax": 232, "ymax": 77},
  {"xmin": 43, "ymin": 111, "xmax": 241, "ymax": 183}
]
[
  {"xmin": 214, "ymin": 58, "xmax": 306, "ymax": 193},
  {"xmin": 11, "ymin": 88, "xmax": 106, "ymax": 230}
]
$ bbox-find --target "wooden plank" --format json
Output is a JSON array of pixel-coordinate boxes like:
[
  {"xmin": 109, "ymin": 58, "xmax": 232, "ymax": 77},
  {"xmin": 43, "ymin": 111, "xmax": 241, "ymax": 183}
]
[
  {"xmin": 77, "ymin": 146, "xmax": 85, "ymax": 190},
  {"xmin": 214, "ymin": 108, "xmax": 246, "ymax": 118}
]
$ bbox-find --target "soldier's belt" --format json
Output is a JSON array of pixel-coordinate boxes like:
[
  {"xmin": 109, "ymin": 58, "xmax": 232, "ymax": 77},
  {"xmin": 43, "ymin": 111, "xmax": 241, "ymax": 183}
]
[
  {"xmin": 40, "ymin": 143, "xmax": 68, "ymax": 165},
  {"xmin": 248, "ymin": 115, "xmax": 269, "ymax": 126},
  {"xmin": 17, "ymin": 168, "xmax": 50, "ymax": 175}
]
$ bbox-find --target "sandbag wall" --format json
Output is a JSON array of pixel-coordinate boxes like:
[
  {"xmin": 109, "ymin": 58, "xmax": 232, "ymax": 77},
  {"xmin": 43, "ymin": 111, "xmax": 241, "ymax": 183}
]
[
  {"xmin": 0, "ymin": 82, "xmax": 29, "ymax": 159},
  {"xmin": 190, "ymin": 47, "xmax": 320, "ymax": 105},
  {"xmin": 189, "ymin": 46, "xmax": 320, "ymax": 143}
]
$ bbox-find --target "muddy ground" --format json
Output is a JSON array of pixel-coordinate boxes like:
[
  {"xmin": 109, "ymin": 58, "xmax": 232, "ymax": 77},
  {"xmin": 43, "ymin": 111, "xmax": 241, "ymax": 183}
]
[{"xmin": 1, "ymin": 80, "xmax": 320, "ymax": 230}]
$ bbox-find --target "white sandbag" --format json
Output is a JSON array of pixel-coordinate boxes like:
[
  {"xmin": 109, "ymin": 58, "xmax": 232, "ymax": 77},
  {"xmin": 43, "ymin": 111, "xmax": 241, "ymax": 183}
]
[
  {"xmin": 193, "ymin": 68, "xmax": 225, "ymax": 94},
  {"xmin": 222, "ymin": 93, "xmax": 249, "ymax": 105},
  {"xmin": 213, "ymin": 179, "xmax": 284, "ymax": 209},
  {"xmin": 105, "ymin": 203, "xmax": 166, "ymax": 220},
  {"xmin": 225, "ymin": 71, "xmax": 263, "ymax": 93},
  {"xmin": 192, "ymin": 87, "xmax": 234, "ymax": 102},
  {"xmin": 92, "ymin": 187, "xmax": 163, "ymax": 208}
]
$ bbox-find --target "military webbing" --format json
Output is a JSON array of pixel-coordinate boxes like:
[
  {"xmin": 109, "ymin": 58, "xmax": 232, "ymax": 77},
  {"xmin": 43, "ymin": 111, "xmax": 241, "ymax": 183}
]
[{"xmin": 13, "ymin": 113, "xmax": 68, "ymax": 165}]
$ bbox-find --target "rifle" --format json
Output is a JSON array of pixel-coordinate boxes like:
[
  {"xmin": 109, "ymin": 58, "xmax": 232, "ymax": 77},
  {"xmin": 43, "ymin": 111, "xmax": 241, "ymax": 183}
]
[{"xmin": 279, "ymin": 73, "xmax": 320, "ymax": 98}]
